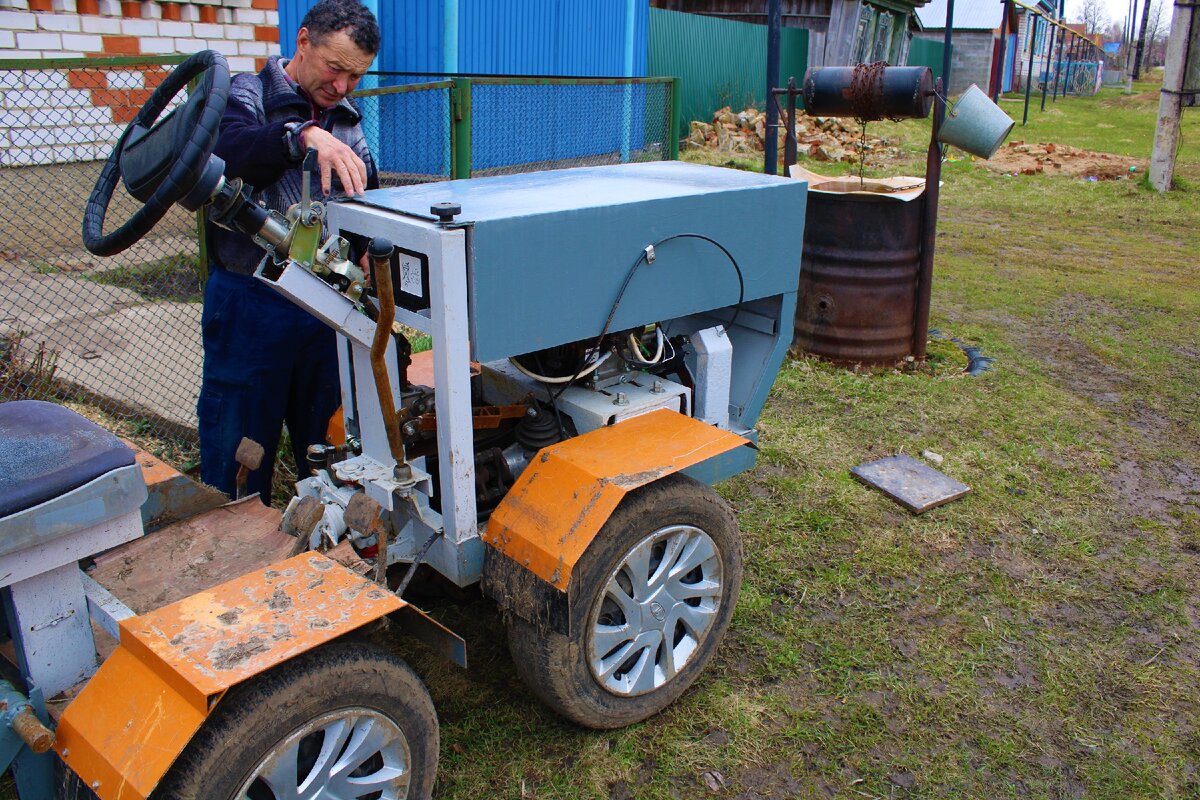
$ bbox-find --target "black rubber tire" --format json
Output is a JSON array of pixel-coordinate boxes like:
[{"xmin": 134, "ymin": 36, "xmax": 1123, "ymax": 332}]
[
  {"xmin": 506, "ymin": 473, "xmax": 742, "ymax": 729},
  {"xmin": 153, "ymin": 640, "xmax": 438, "ymax": 800}
]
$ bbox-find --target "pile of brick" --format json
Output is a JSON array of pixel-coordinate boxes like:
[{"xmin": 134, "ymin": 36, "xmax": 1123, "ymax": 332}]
[{"xmin": 685, "ymin": 105, "xmax": 904, "ymax": 166}]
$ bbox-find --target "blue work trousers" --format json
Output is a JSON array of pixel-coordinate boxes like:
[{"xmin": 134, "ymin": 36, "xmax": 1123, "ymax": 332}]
[{"xmin": 198, "ymin": 267, "xmax": 340, "ymax": 503}]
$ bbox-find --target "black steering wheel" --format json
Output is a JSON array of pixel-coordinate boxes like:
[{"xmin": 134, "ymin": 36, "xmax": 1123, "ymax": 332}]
[{"xmin": 83, "ymin": 50, "xmax": 230, "ymax": 257}]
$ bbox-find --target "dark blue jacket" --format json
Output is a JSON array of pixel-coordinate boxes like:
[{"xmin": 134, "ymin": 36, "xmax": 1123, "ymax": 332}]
[{"xmin": 207, "ymin": 55, "xmax": 379, "ymax": 273}]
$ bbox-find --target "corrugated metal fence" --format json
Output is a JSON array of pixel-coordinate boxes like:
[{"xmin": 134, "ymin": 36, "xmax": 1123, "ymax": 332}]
[
  {"xmin": 279, "ymin": 0, "xmax": 649, "ymax": 77},
  {"xmin": 648, "ymin": 7, "xmax": 808, "ymax": 138}
]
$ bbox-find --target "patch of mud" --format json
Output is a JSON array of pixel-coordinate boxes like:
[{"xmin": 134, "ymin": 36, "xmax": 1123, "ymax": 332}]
[{"xmin": 981, "ymin": 140, "xmax": 1144, "ymax": 179}]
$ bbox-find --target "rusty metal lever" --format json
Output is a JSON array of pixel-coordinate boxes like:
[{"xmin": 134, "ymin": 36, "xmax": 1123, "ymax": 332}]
[{"xmin": 368, "ymin": 238, "xmax": 406, "ymax": 469}]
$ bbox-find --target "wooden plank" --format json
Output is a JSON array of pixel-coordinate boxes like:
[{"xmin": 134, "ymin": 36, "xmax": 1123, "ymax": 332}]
[
  {"xmin": 851, "ymin": 454, "xmax": 971, "ymax": 514},
  {"xmin": 88, "ymin": 498, "xmax": 295, "ymax": 615}
]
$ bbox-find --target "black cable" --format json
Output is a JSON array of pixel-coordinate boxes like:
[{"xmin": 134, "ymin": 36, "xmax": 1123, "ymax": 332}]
[{"xmin": 553, "ymin": 232, "xmax": 745, "ymax": 402}]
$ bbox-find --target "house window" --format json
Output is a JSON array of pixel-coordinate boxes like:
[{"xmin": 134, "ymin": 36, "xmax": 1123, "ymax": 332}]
[
  {"xmin": 853, "ymin": 5, "xmax": 906, "ymax": 65},
  {"xmin": 853, "ymin": 6, "xmax": 877, "ymax": 64},
  {"xmin": 872, "ymin": 12, "xmax": 895, "ymax": 62}
]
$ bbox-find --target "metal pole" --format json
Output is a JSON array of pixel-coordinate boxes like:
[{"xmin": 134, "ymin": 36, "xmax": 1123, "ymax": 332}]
[
  {"xmin": 941, "ymin": 0, "xmax": 955, "ymax": 96},
  {"xmin": 1041, "ymin": 18, "xmax": 1057, "ymax": 110},
  {"xmin": 913, "ymin": 79, "xmax": 944, "ymax": 361},
  {"xmin": 1022, "ymin": 13, "xmax": 1038, "ymax": 125},
  {"xmin": 994, "ymin": 0, "xmax": 1012, "ymax": 102},
  {"xmin": 1064, "ymin": 33, "xmax": 1077, "ymax": 96},
  {"xmin": 784, "ymin": 77, "xmax": 798, "ymax": 172},
  {"xmin": 764, "ymin": 0, "xmax": 781, "ymax": 175},
  {"xmin": 1053, "ymin": 15, "xmax": 1067, "ymax": 99}
]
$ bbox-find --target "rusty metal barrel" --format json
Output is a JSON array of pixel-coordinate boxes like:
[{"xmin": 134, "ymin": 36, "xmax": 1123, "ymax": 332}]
[{"xmin": 792, "ymin": 191, "xmax": 923, "ymax": 365}]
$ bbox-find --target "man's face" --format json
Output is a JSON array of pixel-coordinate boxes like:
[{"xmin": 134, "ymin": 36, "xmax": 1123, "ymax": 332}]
[{"xmin": 288, "ymin": 27, "xmax": 375, "ymax": 109}]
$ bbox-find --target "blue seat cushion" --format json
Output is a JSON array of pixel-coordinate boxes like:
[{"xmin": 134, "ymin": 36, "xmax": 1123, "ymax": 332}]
[{"xmin": 0, "ymin": 400, "xmax": 136, "ymax": 518}]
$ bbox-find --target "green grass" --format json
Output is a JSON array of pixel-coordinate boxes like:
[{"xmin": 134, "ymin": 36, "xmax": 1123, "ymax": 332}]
[
  {"xmin": 84, "ymin": 251, "xmax": 203, "ymax": 303},
  {"xmin": 6, "ymin": 81, "xmax": 1199, "ymax": 799},
  {"xmin": 401, "ymin": 82, "xmax": 1200, "ymax": 798}
]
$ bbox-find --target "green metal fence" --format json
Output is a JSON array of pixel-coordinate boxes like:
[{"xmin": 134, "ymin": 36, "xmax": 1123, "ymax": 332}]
[
  {"xmin": 0, "ymin": 56, "xmax": 679, "ymax": 488},
  {"xmin": 649, "ymin": 7, "xmax": 808, "ymax": 139},
  {"xmin": 907, "ymin": 38, "xmax": 949, "ymax": 85}
]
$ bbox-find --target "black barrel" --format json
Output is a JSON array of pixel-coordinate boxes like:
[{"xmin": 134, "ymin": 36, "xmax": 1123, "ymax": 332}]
[
  {"xmin": 803, "ymin": 65, "xmax": 933, "ymax": 120},
  {"xmin": 793, "ymin": 190, "xmax": 923, "ymax": 365}
]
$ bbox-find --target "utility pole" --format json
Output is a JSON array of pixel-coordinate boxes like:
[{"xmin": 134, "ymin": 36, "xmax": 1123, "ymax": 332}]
[
  {"xmin": 1149, "ymin": 1, "xmax": 1199, "ymax": 190},
  {"xmin": 1126, "ymin": 0, "xmax": 1137, "ymax": 90},
  {"xmin": 1133, "ymin": 0, "xmax": 1154, "ymax": 79},
  {"xmin": 764, "ymin": 0, "xmax": 781, "ymax": 175}
]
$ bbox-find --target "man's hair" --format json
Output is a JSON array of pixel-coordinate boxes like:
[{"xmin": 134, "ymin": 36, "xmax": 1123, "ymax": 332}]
[{"xmin": 301, "ymin": 0, "xmax": 381, "ymax": 56}]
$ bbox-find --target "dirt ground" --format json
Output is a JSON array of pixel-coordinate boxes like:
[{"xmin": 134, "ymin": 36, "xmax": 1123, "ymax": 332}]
[{"xmin": 981, "ymin": 140, "xmax": 1147, "ymax": 179}]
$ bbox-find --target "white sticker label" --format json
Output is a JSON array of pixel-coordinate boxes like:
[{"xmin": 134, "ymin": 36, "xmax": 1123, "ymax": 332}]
[{"xmin": 399, "ymin": 254, "xmax": 423, "ymax": 297}]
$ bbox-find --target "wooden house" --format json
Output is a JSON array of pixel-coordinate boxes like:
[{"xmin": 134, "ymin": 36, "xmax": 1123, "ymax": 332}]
[{"xmin": 650, "ymin": 0, "xmax": 931, "ymax": 68}]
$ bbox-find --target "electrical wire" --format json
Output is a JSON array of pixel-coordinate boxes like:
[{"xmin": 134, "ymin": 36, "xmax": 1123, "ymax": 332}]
[
  {"xmin": 626, "ymin": 327, "xmax": 665, "ymax": 365},
  {"xmin": 552, "ymin": 232, "xmax": 745, "ymax": 402},
  {"xmin": 509, "ymin": 351, "xmax": 611, "ymax": 383}
]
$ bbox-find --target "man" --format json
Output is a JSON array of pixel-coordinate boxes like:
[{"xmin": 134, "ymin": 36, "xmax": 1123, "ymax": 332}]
[{"xmin": 199, "ymin": 0, "xmax": 379, "ymax": 502}]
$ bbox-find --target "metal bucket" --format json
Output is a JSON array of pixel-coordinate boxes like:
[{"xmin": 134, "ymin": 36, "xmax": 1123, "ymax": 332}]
[
  {"xmin": 937, "ymin": 83, "xmax": 1015, "ymax": 159},
  {"xmin": 792, "ymin": 190, "xmax": 923, "ymax": 365}
]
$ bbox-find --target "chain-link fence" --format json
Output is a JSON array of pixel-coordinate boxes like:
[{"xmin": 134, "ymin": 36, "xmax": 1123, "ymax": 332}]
[
  {"xmin": 468, "ymin": 78, "xmax": 674, "ymax": 176},
  {"xmin": 0, "ymin": 59, "xmax": 677, "ymax": 487},
  {"xmin": 0, "ymin": 56, "xmax": 201, "ymax": 462}
]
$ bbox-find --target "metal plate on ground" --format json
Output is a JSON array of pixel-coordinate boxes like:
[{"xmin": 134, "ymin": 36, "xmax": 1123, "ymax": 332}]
[{"xmin": 851, "ymin": 454, "xmax": 970, "ymax": 514}]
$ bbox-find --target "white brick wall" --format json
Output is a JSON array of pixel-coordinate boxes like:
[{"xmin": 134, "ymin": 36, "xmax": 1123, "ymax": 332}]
[
  {"xmin": 0, "ymin": 10, "xmax": 36, "ymax": 31},
  {"xmin": 61, "ymin": 32, "xmax": 101, "ymax": 51},
  {"xmin": 0, "ymin": 3, "xmax": 281, "ymax": 166},
  {"xmin": 81, "ymin": 15, "xmax": 119, "ymax": 34},
  {"xmin": 35, "ymin": 12, "xmax": 79, "ymax": 32},
  {"xmin": 16, "ymin": 30, "xmax": 60, "ymax": 49}
]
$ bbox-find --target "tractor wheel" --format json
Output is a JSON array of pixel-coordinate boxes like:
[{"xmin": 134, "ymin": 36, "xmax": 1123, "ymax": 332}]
[
  {"xmin": 507, "ymin": 473, "xmax": 742, "ymax": 729},
  {"xmin": 154, "ymin": 640, "xmax": 438, "ymax": 800}
]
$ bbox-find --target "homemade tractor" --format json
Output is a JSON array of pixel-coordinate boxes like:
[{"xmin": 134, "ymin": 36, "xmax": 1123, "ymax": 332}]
[{"xmin": 0, "ymin": 52, "xmax": 807, "ymax": 798}]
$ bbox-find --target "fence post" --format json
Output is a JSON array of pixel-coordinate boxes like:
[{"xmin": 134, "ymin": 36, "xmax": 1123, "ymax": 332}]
[
  {"xmin": 451, "ymin": 77, "xmax": 472, "ymax": 179},
  {"xmin": 669, "ymin": 76, "xmax": 682, "ymax": 160}
]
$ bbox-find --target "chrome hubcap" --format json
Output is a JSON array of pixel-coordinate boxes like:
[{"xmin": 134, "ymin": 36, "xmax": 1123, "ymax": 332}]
[
  {"xmin": 587, "ymin": 524, "xmax": 723, "ymax": 697},
  {"xmin": 238, "ymin": 708, "xmax": 411, "ymax": 800}
]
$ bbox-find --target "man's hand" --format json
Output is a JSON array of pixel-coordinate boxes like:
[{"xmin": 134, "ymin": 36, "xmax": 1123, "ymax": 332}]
[{"xmin": 302, "ymin": 125, "xmax": 368, "ymax": 196}]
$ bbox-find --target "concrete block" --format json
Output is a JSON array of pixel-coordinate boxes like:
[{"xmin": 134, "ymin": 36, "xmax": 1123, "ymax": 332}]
[
  {"xmin": 232, "ymin": 7, "xmax": 263, "ymax": 23},
  {"xmin": 97, "ymin": 0, "xmax": 119, "ymax": 14},
  {"xmin": 61, "ymin": 32, "xmax": 103, "ymax": 51},
  {"xmin": 191, "ymin": 21, "xmax": 220, "ymax": 38},
  {"xmin": 157, "ymin": 19, "xmax": 190, "ymax": 36},
  {"xmin": 174, "ymin": 36, "xmax": 204, "ymax": 51},
  {"xmin": 16, "ymin": 30, "xmax": 61, "ymax": 49},
  {"xmin": 72, "ymin": 105, "xmax": 112, "ymax": 123},
  {"xmin": 29, "ymin": 69, "xmax": 67, "ymax": 88},
  {"xmin": 0, "ymin": 10, "xmax": 37, "ymax": 29},
  {"xmin": 205, "ymin": 37, "xmax": 238, "ymax": 56},
  {"xmin": 141, "ymin": 36, "xmax": 173, "ymax": 52},
  {"xmin": 3, "ymin": 88, "xmax": 51, "ymax": 106},
  {"xmin": 106, "ymin": 68, "xmax": 141, "ymax": 86},
  {"xmin": 55, "ymin": 88, "xmax": 91, "ymax": 106},
  {"xmin": 0, "ymin": 109, "xmax": 30, "ymax": 125},
  {"xmin": 0, "ymin": 70, "xmax": 26, "ymax": 89},
  {"xmin": 224, "ymin": 23, "xmax": 251, "ymax": 40},
  {"xmin": 27, "ymin": 106, "xmax": 68, "ymax": 125},
  {"xmin": 81, "ymin": 15, "xmax": 121, "ymax": 33},
  {"xmin": 36, "ymin": 11, "xmax": 80, "ymax": 30},
  {"xmin": 119, "ymin": 16, "xmax": 156, "ymax": 35},
  {"xmin": 140, "ymin": 1, "xmax": 161, "ymax": 19},
  {"xmin": 237, "ymin": 38, "xmax": 266, "ymax": 56},
  {"xmin": 226, "ymin": 54, "xmax": 254, "ymax": 72}
]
